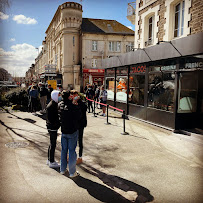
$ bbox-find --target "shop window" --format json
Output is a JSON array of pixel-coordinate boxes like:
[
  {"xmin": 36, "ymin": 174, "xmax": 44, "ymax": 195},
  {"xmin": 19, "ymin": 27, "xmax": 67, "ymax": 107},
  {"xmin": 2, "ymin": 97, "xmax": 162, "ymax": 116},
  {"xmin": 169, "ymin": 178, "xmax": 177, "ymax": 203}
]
[
  {"xmin": 109, "ymin": 41, "xmax": 121, "ymax": 52},
  {"xmin": 174, "ymin": 1, "xmax": 185, "ymax": 38},
  {"xmin": 116, "ymin": 76, "xmax": 128, "ymax": 103},
  {"xmin": 106, "ymin": 77, "xmax": 115, "ymax": 100},
  {"xmin": 92, "ymin": 41, "xmax": 98, "ymax": 51},
  {"xmin": 129, "ymin": 75, "xmax": 145, "ymax": 106},
  {"xmin": 178, "ymin": 72, "xmax": 198, "ymax": 113},
  {"xmin": 148, "ymin": 71, "xmax": 175, "ymax": 112}
]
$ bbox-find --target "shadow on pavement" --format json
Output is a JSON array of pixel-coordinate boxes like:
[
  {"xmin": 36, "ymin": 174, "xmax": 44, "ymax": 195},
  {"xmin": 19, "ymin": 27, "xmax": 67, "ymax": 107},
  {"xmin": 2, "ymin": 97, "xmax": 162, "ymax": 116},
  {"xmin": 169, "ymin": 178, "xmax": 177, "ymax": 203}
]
[
  {"xmin": 71, "ymin": 175, "xmax": 132, "ymax": 203},
  {"xmin": 79, "ymin": 163, "xmax": 154, "ymax": 203},
  {"xmin": 2, "ymin": 107, "xmax": 46, "ymax": 129}
]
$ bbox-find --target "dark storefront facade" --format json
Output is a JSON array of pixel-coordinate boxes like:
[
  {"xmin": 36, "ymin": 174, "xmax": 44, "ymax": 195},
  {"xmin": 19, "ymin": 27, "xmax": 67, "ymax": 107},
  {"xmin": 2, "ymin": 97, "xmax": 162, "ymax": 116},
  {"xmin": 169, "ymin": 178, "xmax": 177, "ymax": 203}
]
[{"xmin": 103, "ymin": 33, "xmax": 203, "ymax": 130}]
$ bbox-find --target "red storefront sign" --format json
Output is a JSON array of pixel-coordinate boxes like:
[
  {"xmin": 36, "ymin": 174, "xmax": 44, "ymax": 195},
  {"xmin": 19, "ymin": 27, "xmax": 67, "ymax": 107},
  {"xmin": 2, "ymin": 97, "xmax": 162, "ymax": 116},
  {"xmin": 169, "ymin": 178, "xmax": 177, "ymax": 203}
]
[{"xmin": 83, "ymin": 69, "xmax": 105, "ymax": 73}]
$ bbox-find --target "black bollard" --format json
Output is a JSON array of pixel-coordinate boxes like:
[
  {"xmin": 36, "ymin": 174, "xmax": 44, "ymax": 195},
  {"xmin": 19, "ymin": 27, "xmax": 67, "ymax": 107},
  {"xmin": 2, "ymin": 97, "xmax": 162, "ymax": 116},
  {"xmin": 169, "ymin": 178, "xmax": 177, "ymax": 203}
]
[
  {"xmin": 105, "ymin": 104, "xmax": 111, "ymax": 125},
  {"xmin": 121, "ymin": 110, "xmax": 129, "ymax": 135}
]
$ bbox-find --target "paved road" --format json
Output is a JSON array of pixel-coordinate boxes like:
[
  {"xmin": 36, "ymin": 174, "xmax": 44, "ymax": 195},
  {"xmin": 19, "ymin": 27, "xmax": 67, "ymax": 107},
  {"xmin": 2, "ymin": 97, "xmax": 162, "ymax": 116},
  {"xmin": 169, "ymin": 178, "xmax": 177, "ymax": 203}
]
[{"xmin": 0, "ymin": 108, "xmax": 202, "ymax": 203}]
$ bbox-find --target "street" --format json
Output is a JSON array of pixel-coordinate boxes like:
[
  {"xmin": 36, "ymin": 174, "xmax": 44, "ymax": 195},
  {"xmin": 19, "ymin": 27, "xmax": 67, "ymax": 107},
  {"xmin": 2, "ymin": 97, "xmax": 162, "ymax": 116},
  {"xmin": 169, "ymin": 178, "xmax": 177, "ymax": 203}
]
[{"xmin": 0, "ymin": 108, "xmax": 202, "ymax": 203}]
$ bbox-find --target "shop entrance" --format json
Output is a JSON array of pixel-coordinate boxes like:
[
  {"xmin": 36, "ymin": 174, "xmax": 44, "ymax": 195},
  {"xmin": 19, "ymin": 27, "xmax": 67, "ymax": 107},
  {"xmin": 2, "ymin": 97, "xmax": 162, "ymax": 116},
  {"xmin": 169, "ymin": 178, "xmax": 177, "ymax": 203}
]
[{"xmin": 176, "ymin": 70, "xmax": 203, "ymax": 129}]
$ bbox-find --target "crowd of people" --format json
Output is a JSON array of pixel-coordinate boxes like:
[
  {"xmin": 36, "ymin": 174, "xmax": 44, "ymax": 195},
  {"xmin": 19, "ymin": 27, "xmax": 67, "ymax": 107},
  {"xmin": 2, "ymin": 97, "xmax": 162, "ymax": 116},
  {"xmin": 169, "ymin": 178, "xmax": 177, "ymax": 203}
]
[{"xmin": 27, "ymin": 82, "xmax": 107, "ymax": 178}]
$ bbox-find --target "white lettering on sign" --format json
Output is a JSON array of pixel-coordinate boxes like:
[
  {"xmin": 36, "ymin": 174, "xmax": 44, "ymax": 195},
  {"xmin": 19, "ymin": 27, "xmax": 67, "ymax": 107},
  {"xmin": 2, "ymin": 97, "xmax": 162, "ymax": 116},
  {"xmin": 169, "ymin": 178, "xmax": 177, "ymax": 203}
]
[{"xmin": 185, "ymin": 62, "xmax": 203, "ymax": 69}]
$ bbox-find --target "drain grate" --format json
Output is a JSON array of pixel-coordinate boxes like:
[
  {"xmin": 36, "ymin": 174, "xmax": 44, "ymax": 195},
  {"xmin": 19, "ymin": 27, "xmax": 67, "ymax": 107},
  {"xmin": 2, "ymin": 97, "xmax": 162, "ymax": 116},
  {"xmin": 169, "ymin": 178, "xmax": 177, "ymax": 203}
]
[{"xmin": 5, "ymin": 142, "xmax": 29, "ymax": 148}]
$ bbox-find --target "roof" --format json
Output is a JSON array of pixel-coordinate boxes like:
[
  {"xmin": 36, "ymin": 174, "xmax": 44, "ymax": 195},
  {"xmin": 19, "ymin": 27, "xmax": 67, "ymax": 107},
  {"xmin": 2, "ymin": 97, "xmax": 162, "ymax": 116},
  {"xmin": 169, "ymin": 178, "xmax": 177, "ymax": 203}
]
[{"xmin": 81, "ymin": 18, "xmax": 134, "ymax": 35}]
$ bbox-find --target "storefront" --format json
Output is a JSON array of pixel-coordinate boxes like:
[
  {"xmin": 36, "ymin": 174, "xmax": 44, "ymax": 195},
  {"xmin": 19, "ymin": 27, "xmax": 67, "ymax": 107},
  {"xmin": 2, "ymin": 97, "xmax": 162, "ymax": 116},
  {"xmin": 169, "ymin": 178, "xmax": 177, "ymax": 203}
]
[
  {"xmin": 103, "ymin": 33, "xmax": 203, "ymax": 130},
  {"xmin": 83, "ymin": 68, "xmax": 105, "ymax": 87}
]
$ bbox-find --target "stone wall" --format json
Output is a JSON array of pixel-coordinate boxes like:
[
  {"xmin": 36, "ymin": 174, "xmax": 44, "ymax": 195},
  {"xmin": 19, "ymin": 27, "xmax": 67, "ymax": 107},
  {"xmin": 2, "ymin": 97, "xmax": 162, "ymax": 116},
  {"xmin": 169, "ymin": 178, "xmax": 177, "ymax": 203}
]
[
  {"xmin": 189, "ymin": 0, "xmax": 203, "ymax": 35},
  {"xmin": 157, "ymin": 0, "xmax": 166, "ymax": 41}
]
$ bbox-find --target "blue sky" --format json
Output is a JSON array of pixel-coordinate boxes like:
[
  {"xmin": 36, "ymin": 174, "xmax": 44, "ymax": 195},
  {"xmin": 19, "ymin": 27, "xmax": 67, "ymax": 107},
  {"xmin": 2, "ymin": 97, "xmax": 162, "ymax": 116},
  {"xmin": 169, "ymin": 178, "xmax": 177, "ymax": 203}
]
[{"xmin": 0, "ymin": 0, "xmax": 135, "ymax": 77}]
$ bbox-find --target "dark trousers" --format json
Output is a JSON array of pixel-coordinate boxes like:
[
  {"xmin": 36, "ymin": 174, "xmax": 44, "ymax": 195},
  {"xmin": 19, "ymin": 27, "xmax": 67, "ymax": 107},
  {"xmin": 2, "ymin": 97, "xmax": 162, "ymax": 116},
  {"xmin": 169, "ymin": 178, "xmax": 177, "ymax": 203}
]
[
  {"xmin": 78, "ymin": 128, "xmax": 84, "ymax": 157},
  {"xmin": 87, "ymin": 101, "xmax": 93, "ymax": 112},
  {"xmin": 48, "ymin": 130, "xmax": 57, "ymax": 163}
]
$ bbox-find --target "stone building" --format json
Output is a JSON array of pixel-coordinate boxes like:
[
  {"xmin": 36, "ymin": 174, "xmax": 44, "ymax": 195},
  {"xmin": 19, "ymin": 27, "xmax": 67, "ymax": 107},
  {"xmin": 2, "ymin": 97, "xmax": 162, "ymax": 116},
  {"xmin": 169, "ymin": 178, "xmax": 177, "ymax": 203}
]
[
  {"xmin": 127, "ymin": 0, "xmax": 203, "ymax": 48},
  {"xmin": 101, "ymin": 0, "xmax": 203, "ymax": 130},
  {"xmin": 35, "ymin": 2, "xmax": 134, "ymax": 91}
]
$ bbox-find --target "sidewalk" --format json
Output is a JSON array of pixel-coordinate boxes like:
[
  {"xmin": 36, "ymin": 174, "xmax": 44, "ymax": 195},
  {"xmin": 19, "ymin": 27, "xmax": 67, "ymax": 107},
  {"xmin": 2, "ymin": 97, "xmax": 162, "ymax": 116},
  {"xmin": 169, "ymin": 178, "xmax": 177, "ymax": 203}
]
[{"xmin": 0, "ymin": 108, "xmax": 202, "ymax": 203}]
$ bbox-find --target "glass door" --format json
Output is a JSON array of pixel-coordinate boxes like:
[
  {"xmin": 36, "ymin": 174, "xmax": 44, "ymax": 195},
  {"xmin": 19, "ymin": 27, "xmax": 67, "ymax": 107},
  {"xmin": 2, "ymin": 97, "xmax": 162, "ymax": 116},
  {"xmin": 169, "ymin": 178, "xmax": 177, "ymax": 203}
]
[{"xmin": 177, "ymin": 72, "xmax": 198, "ymax": 113}]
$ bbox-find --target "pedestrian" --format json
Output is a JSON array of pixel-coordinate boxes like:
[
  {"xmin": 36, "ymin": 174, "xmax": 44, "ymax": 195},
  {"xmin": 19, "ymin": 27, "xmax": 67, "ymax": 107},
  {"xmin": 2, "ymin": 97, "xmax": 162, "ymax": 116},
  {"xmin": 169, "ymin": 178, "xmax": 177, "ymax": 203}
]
[
  {"xmin": 99, "ymin": 85, "xmax": 108, "ymax": 116},
  {"xmin": 58, "ymin": 90, "xmax": 82, "ymax": 177},
  {"xmin": 71, "ymin": 90, "xmax": 87, "ymax": 164},
  {"xmin": 47, "ymin": 84, "xmax": 53, "ymax": 104},
  {"xmin": 86, "ymin": 85, "xmax": 94, "ymax": 113},
  {"xmin": 29, "ymin": 85, "xmax": 39, "ymax": 115},
  {"xmin": 57, "ymin": 84, "xmax": 63, "ymax": 92},
  {"xmin": 84, "ymin": 83, "xmax": 89, "ymax": 93},
  {"xmin": 39, "ymin": 83, "xmax": 48, "ymax": 113},
  {"xmin": 95, "ymin": 86, "xmax": 100, "ymax": 109},
  {"xmin": 46, "ymin": 90, "xmax": 61, "ymax": 168},
  {"xmin": 27, "ymin": 84, "xmax": 32, "ymax": 112}
]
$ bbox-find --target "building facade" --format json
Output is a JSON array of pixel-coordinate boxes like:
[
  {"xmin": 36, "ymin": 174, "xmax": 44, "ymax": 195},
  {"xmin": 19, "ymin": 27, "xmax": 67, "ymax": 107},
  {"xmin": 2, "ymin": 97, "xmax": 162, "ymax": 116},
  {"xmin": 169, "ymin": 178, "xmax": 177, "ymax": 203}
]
[
  {"xmin": 102, "ymin": 0, "xmax": 203, "ymax": 130},
  {"xmin": 127, "ymin": 0, "xmax": 203, "ymax": 48},
  {"xmin": 32, "ymin": 2, "xmax": 134, "ymax": 91}
]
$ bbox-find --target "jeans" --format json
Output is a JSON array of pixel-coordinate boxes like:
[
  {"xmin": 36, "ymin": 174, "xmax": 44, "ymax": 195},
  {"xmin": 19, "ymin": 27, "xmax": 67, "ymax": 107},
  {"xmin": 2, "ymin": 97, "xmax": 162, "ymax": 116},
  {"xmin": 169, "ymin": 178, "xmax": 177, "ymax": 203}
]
[
  {"xmin": 48, "ymin": 130, "xmax": 57, "ymax": 163},
  {"xmin": 78, "ymin": 128, "xmax": 84, "ymax": 157},
  {"xmin": 60, "ymin": 130, "xmax": 78, "ymax": 175}
]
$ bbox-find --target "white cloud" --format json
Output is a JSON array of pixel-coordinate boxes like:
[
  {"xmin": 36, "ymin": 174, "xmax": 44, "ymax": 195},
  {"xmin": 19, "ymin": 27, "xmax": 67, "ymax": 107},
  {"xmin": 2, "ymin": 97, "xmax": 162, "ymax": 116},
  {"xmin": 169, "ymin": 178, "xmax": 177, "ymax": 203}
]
[
  {"xmin": 0, "ymin": 44, "xmax": 38, "ymax": 77},
  {"xmin": 127, "ymin": 26, "xmax": 133, "ymax": 30},
  {"xmin": 10, "ymin": 38, "xmax": 16, "ymax": 42},
  {"xmin": 0, "ymin": 12, "xmax": 9, "ymax": 20},
  {"xmin": 13, "ymin": 14, "xmax": 37, "ymax": 25}
]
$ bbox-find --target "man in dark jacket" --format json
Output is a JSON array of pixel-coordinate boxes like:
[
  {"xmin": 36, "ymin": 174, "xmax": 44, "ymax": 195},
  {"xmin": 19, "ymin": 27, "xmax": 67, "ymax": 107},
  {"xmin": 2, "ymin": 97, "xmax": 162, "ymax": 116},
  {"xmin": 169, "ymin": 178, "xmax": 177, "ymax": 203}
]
[
  {"xmin": 47, "ymin": 84, "xmax": 53, "ymax": 104},
  {"xmin": 71, "ymin": 90, "xmax": 87, "ymax": 164},
  {"xmin": 58, "ymin": 90, "xmax": 82, "ymax": 177},
  {"xmin": 46, "ymin": 90, "xmax": 62, "ymax": 168}
]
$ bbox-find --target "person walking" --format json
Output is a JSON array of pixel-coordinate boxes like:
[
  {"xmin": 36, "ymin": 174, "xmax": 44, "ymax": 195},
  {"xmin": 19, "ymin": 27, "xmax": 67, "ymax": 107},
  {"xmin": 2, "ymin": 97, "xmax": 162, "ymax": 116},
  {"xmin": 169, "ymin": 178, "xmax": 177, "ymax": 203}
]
[
  {"xmin": 99, "ymin": 85, "xmax": 108, "ymax": 116},
  {"xmin": 47, "ymin": 84, "xmax": 53, "ymax": 104},
  {"xmin": 86, "ymin": 85, "xmax": 94, "ymax": 113},
  {"xmin": 58, "ymin": 90, "xmax": 81, "ymax": 177},
  {"xmin": 46, "ymin": 90, "xmax": 61, "ymax": 168},
  {"xmin": 39, "ymin": 83, "xmax": 48, "ymax": 113},
  {"xmin": 71, "ymin": 90, "xmax": 87, "ymax": 164},
  {"xmin": 95, "ymin": 86, "xmax": 100, "ymax": 109},
  {"xmin": 29, "ymin": 85, "xmax": 39, "ymax": 115}
]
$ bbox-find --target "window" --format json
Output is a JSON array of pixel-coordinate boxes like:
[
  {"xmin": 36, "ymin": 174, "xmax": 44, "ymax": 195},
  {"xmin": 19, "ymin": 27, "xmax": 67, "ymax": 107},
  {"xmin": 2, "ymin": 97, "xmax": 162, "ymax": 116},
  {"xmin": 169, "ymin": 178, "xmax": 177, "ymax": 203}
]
[
  {"xmin": 145, "ymin": 15, "xmax": 154, "ymax": 46},
  {"xmin": 174, "ymin": 1, "xmax": 185, "ymax": 38},
  {"xmin": 116, "ymin": 76, "xmax": 128, "ymax": 103},
  {"xmin": 129, "ymin": 75, "xmax": 145, "ymax": 106},
  {"xmin": 178, "ymin": 72, "xmax": 198, "ymax": 113},
  {"xmin": 148, "ymin": 16, "xmax": 154, "ymax": 42},
  {"xmin": 73, "ymin": 53, "xmax": 75, "ymax": 62},
  {"xmin": 126, "ymin": 42, "xmax": 134, "ymax": 52},
  {"xmin": 109, "ymin": 41, "xmax": 121, "ymax": 52},
  {"xmin": 148, "ymin": 66, "xmax": 175, "ymax": 112},
  {"xmin": 91, "ymin": 59, "xmax": 97, "ymax": 68},
  {"xmin": 73, "ymin": 36, "xmax": 75, "ymax": 46},
  {"xmin": 106, "ymin": 77, "xmax": 115, "ymax": 100},
  {"xmin": 92, "ymin": 41, "xmax": 98, "ymax": 51}
]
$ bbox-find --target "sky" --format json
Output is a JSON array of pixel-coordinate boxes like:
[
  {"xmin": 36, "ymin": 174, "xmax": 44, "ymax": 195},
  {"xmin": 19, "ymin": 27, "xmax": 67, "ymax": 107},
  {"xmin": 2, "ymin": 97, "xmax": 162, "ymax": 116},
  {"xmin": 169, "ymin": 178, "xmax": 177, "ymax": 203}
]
[{"xmin": 0, "ymin": 0, "xmax": 135, "ymax": 77}]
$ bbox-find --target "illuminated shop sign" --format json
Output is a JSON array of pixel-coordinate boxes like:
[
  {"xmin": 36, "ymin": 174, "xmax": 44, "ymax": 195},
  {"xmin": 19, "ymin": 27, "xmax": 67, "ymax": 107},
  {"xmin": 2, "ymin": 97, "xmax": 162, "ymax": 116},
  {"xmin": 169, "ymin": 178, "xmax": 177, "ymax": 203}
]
[{"xmin": 130, "ymin": 65, "xmax": 146, "ymax": 73}]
